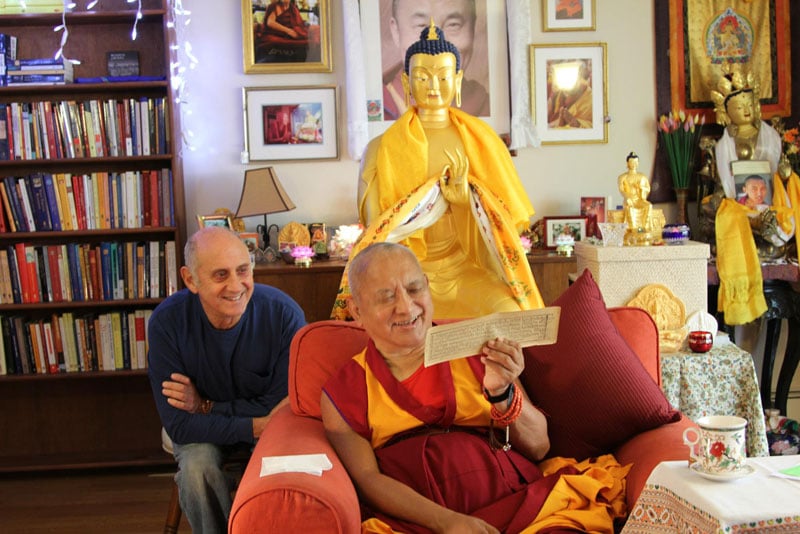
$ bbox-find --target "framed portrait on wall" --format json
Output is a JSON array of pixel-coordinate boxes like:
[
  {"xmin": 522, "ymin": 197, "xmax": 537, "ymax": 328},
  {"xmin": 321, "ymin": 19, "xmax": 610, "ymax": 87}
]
[
  {"xmin": 241, "ymin": 0, "xmax": 332, "ymax": 74},
  {"xmin": 530, "ymin": 42, "xmax": 608, "ymax": 144},
  {"xmin": 243, "ymin": 85, "xmax": 339, "ymax": 163},
  {"xmin": 358, "ymin": 0, "xmax": 510, "ymax": 140},
  {"xmin": 542, "ymin": 0, "xmax": 596, "ymax": 32}
]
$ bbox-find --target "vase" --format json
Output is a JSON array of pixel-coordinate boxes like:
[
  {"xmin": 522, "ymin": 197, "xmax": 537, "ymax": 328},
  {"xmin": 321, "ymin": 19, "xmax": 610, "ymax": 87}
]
[{"xmin": 674, "ymin": 187, "xmax": 690, "ymax": 225}]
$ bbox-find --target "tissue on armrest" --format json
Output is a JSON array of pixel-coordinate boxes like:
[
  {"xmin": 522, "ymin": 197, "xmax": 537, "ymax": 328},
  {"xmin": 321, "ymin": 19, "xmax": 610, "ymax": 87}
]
[{"xmin": 229, "ymin": 406, "xmax": 361, "ymax": 534}]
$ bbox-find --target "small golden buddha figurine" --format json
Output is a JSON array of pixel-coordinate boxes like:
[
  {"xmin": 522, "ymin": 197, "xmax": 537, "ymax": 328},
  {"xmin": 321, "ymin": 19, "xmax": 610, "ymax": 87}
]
[
  {"xmin": 333, "ymin": 20, "xmax": 543, "ymax": 320},
  {"xmin": 618, "ymin": 152, "xmax": 654, "ymax": 245}
]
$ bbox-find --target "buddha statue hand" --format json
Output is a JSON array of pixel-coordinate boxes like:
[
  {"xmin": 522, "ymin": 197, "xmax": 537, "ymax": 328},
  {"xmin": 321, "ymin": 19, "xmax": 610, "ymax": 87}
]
[
  {"xmin": 439, "ymin": 148, "xmax": 470, "ymax": 206},
  {"xmin": 750, "ymin": 208, "xmax": 781, "ymax": 242}
]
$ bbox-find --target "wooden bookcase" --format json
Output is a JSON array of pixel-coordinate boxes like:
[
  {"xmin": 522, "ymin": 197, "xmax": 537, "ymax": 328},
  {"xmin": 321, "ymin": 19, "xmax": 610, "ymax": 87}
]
[{"xmin": 0, "ymin": 0, "xmax": 185, "ymax": 472}]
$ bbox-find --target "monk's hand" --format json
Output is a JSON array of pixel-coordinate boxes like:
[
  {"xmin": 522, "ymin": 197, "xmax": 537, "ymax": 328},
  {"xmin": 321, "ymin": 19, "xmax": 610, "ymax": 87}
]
[
  {"xmin": 439, "ymin": 511, "xmax": 499, "ymax": 534},
  {"xmin": 480, "ymin": 337, "xmax": 524, "ymax": 397},
  {"xmin": 162, "ymin": 372, "xmax": 203, "ymax": 413},
  {"xmin": 438, "ymin": 149, "xmax": 470, "ymax": 206}
]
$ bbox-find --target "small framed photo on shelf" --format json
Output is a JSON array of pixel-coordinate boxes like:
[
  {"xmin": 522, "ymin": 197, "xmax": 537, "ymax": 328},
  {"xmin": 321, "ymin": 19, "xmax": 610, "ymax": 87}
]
[
  {"xmin": 197, "ymin": 214, "xmax": 233, "ymax": 229},
  {"xmin": 241, "ymin": 0, "xmax": 332, "ymax": 74},
  {"xmin": 580, "ymin": 196, "xmax": 606, "ymax": 237},
  {"xmin": 542, "ymin": 0, "xmax": 596, "ymax": 32},
  {"xmin": 243, "ymin": 85, "xmax": 339, "ymax": 163},
  {"xmin": 529, "ymin": 42, "xmax": 608, "ymax": 145},
  {"xmin": 543, "ymin": 215, "xmax": 588, "ymax": 249},
  {"xmin": 238, "ymin": 231, "xmax": 260, "ymax": 253},
  {"xmin": 730, "ymin": 160, "xmax": 772, "ymax": 208}
]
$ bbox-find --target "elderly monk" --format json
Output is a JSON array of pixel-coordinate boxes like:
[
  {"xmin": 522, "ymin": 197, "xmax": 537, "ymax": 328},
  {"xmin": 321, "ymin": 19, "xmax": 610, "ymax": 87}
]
[
  {"xmin": 332, "ymin": 21, "xmax": 542, "ymax": 320},
  {"xmin": 322, "ymin": 243, "xmax": 629, "ymax": 533}
]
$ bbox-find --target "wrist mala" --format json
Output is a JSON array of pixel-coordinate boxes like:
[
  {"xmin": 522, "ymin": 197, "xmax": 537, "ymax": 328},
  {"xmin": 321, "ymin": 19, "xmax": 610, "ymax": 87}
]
[
  {"xmin": 488, "ymin": 384, "xmax": 523, "ymax": 451},
  {"xmin": 199, "ymin": 398, "xmax": 213, "ymax": 415}
]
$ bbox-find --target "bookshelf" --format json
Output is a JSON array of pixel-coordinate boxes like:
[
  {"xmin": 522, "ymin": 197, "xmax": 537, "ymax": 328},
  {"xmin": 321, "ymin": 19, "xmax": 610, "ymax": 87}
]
[{"xmin": 0, "ymin": 0, "xmax": 185, "ymax": 472}]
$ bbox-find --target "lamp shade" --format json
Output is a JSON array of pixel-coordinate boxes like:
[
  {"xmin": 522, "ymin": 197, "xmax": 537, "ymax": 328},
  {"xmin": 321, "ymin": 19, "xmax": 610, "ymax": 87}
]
[{"xmin": 235, "ymin": 167, "xmax": 296, "ymax": 218}]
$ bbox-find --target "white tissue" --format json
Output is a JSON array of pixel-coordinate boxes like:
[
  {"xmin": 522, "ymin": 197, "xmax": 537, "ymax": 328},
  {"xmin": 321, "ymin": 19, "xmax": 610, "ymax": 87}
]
[
  {"xmin": 685, "ymin": 311, "xmax": 718, "ymax": 337},
  {"xmin": 260, "ymin": 453, "xmax": 333, "ymax": 477}
]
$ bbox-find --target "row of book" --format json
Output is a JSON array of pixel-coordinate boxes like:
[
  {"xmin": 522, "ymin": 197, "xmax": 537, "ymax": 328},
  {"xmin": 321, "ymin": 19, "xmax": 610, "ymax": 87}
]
[
  {"xmin": 0, "ymin": 170, "xmax": 175, "ymax": 233},
  {"xmin": 0, "ymin": 96, "xmax": 171, "ymax": 161},
  {"xmin": 0, "ymin": 240, "xmax": 178, "ymax": 305},
  {"xmin": 0, "ymin": 309, "xmax": 153, "ymax": 376}
]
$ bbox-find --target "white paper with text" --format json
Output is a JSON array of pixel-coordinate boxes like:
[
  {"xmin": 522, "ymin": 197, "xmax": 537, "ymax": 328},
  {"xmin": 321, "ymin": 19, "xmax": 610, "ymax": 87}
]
[{"xmin": 424, "ymin": 307, "xmax": 560, "ymax": 367}]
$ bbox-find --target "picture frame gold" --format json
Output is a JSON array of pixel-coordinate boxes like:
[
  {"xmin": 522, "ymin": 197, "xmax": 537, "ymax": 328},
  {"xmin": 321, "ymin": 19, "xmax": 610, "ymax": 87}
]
[
  {"xmin": 529, "ymin": 42, "xmax": 608, "ymax": 145},
  {"xmin": 242, "ymin": 85, "xmax": 339, "ymax": 163},
  {"xmin": 197, "ymin": 214, "xmax": 233, "ymax": 229},
  {"xmin": 542, "ymin": 0, "xmax": 596, "ymax": 32},
  {"xmin": 241, "ymin": 0, "xmax": 332, "ymax": 74}
]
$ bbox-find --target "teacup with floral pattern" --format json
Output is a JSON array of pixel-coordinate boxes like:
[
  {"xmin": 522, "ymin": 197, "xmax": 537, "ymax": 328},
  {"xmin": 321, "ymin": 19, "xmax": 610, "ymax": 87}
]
[{"xmin": 683, "ymin": 415, "xmax": 747, "ymax": 474}]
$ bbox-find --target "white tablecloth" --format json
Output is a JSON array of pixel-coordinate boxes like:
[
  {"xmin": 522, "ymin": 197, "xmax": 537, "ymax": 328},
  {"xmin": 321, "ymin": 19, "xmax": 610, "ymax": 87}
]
[{"xmin": 623, "ymin": 456, "xmax": 800, "ymax": 533}]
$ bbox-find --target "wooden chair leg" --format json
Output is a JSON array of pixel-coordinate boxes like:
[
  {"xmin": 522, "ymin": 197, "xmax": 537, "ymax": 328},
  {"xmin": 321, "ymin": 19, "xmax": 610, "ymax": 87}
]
[{"xmin": 164, "ymin": 480, "xmax": 182, "ymax": 534}]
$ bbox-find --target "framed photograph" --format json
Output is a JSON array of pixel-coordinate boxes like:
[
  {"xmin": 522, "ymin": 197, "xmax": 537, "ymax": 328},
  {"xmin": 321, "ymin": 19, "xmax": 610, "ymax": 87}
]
[
  {"xmin": 542, "ymin": 0, "xmax": 596, "ymax": 32},
  {"xmin": 731, "ymin": 160, "xmax": 772, "ymax": 208},
  {"xmin": 241, "ymin": 0, "xmax": 332, "ymax": 74},
  {"xmin": 580, "ymin": 196, "xmax": 606, "ymax": 237},
  {"xmin": 243, "ymin": 85, "xmax": 339, "ymax": 163},
  {"xmin": 529, "ymin": 42, "xmax": 608, "ymax": 145},
  {"xmin": 543, "ymin": 216, "xmax": 588, "ymax": 249},
  {"xmin": 239, "ymin": 231, "xmax": 260, "ymax": 253},
  {"xmin": 358, "ymin": 0, "xmax": 510, "ymax": 140},
  {"xmin": 197, "ymin": 214, "xmax": 233, "ymax": 229}
]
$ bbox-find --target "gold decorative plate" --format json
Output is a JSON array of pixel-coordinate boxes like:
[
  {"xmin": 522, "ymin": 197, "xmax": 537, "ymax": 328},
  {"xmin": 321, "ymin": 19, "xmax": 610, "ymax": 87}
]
[{"xmin": 278, "ymin": 221, "xmax": 310, "ymax": 248}]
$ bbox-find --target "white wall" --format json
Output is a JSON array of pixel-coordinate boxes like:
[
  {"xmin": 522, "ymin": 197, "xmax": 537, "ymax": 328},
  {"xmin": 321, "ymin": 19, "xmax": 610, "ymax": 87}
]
[{"xmin": 179, "ymin": 1, "xmax": 675, "ymax": 233}]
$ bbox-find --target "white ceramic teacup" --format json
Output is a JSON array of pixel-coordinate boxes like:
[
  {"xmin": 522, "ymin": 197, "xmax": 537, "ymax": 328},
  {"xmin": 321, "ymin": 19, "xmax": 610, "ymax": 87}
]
[{"xmin": 682, "ymin": 415, "xmax": 747, "ymax": 474}]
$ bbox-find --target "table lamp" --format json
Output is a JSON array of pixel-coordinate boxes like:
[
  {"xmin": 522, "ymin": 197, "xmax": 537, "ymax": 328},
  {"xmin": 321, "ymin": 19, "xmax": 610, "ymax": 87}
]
[{"xmin": 235, "ymin": 167, "xmax": 296, "ymax": 261}]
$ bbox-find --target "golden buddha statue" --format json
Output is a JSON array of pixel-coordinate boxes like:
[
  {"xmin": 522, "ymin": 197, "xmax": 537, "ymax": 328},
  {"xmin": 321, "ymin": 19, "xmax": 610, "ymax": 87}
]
[
  {"xmin": 710, "ymin": 67, "xmax": 782, "ymax": 199},
  {"xmin": 618, "ymin": 152, "xmax": 654, "ymax": 245},
  {"xmin": 332, "ymin": 21, "xmax": 543, "ymax": 320}
]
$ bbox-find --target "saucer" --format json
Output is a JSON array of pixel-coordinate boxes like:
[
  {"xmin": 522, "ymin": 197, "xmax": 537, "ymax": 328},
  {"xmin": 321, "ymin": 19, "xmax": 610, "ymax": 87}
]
[{"xmin": 690, "ymin": 462, "xmax": 755, "ymax": 482}]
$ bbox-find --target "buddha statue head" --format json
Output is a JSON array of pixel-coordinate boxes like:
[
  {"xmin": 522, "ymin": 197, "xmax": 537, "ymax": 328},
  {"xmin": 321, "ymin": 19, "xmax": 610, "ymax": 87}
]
[
  {"xmin": 710, "ymin": 66, "xmax": 762, "ymax": 159},
  {"xmin": 401, "ymin": 20, "xmax": 464, "ymax": 110}
]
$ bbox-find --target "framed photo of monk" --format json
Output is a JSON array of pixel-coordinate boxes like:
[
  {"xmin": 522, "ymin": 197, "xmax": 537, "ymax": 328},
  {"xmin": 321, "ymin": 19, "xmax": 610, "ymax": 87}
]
[
  {"xmin": 530, "ymin": 43, "xmax": 607, "ymax": 145},
  {"xmin": 243, "ymin": 85, "xmax": 339, "ymax": 162},
  {"xmin": 542, "ymin": 0, "xmax": 596, "ymax": 32},
  {"xmin": 359, "ymin": 0, "xmax": 510, "ymax": 141},
  {"xmin": 542, "ymin": 216, "xmax": 588, "ymax": 249},
  {"xmin": 241, "ymin": 0, "xmax": 332, "ymax": 74}
]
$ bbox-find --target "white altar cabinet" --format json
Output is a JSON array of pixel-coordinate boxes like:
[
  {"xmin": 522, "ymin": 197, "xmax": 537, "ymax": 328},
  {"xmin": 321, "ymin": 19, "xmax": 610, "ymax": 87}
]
[{"xmin": 574, "ymin": 240, "xmax": 711, "ymax": 318}]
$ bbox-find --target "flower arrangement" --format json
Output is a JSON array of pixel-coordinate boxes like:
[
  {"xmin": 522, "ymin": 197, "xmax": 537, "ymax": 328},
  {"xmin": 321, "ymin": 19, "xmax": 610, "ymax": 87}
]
[
  {"xmin": 772, "ymin": 118, "xmax": 800, "ymax": 174},
  {"xmin": 657, "ymin": 110, "xmax": 704, "ymax": 189}
]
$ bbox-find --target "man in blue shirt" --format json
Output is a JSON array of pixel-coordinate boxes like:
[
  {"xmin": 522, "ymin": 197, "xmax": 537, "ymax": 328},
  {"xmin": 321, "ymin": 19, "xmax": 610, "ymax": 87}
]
[{"xmin": 148, "ymin": 226, "xmax": 305, "ymax": 533}]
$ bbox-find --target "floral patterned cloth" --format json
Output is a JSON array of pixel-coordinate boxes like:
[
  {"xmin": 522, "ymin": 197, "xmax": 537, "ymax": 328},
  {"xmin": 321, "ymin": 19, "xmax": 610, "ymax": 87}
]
[{"xmin": 660, "ymin": 338, "xmax": 769, "ymax": 457}]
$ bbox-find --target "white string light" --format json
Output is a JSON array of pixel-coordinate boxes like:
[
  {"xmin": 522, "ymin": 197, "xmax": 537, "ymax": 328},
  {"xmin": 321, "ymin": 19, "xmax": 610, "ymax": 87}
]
[{"xmin": 47, "ymin": 1, "xmax": 195, "ymax": 150}]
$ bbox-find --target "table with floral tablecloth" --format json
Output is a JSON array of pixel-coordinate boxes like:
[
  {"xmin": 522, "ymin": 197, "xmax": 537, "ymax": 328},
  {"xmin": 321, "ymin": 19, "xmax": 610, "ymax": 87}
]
[{"xmin": 660, "ymin": 336, "xmax": 769, "ymax": 457}]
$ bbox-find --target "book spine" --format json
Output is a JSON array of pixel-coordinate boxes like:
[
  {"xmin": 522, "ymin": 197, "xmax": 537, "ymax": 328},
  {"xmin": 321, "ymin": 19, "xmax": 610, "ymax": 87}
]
[
  {"xmin": 5, "ymin": 245, "xmax": 22, "ymax": 304},
  {"xmin": 42, "ymin": 173, "xmax": 62, "ymax": 231}
]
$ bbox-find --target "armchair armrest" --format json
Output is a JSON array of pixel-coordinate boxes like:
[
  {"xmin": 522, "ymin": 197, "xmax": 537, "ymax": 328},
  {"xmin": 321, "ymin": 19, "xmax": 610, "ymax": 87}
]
[
  {"xmin": 229, "ymin": 405, "xmax": 361, "ymax": 534},
  {"xmin": 613, "ymin": 414, "xmax": 694, "ymax": 510}
]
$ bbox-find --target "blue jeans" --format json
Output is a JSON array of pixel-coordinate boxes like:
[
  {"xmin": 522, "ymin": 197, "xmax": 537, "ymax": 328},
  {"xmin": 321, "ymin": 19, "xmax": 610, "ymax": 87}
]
[{"xmin": 172, "ymin": 441, "xmax": 248, "ymax": 534}]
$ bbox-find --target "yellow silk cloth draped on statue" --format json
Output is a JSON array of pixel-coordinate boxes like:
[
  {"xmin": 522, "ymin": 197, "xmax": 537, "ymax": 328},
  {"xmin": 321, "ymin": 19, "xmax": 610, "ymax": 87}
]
[
  {"xmin": 714, "ymin": 198, "xmax": 767, "ymax": 325},
  {"xmin": 331, "ymin": 108, "xmax": 543, "ymax": 320},
  {"xmin": 714, "ymin": 172, "xmax": 800, "ymax": 325}
]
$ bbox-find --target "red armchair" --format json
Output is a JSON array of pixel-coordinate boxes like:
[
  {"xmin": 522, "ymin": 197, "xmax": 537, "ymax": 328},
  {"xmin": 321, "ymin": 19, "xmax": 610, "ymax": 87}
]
[{"xmin": 229, "ymin": 308, "xmax": 693, "ymax": 533}]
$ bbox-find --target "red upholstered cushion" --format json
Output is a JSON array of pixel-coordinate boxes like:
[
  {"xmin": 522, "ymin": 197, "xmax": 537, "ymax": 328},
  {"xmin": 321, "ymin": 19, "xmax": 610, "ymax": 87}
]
[
  {"xmin": 520, "ymin": 269, "xmax": 681, "ymax": 460},
  {"xmin": 289, "ymin": 321, "xmax": 370, "ymax": 419}
]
